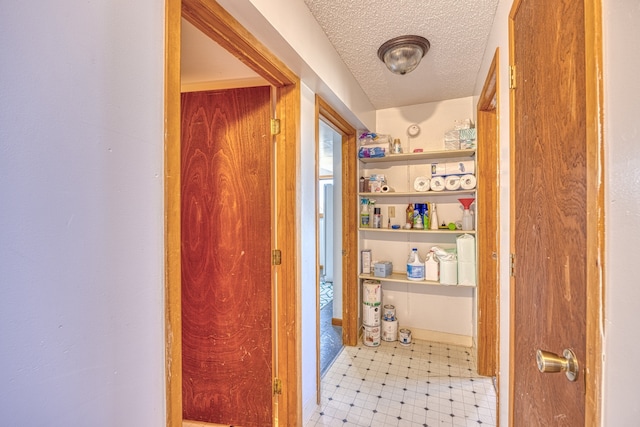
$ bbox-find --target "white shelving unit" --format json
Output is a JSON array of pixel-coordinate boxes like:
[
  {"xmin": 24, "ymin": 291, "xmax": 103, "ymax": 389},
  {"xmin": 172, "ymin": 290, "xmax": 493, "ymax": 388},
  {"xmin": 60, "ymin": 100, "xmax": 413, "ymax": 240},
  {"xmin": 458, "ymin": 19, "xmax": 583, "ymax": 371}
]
[{"xmin": 358, "ymin": 148, "xmax": 478, "ymax": 343}]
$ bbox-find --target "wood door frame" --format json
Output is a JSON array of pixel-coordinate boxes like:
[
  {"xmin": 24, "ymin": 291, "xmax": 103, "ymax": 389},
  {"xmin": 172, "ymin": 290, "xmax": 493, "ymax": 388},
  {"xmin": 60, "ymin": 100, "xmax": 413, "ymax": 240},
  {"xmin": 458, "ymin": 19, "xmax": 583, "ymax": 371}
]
[
  {"xmin": 314, "ymin": 96, "xmax": 358, "ymax": 401},
  {"xmin": 165, "ymin": 0, "xmax": 301, "ymax": 425},
  {"xmin": 508, "ymin": 0, "xmax": 604, "ymax": 425},
  {"xmin": 476, "ymin": 48, "xmax": 500, "ymax": 381}
]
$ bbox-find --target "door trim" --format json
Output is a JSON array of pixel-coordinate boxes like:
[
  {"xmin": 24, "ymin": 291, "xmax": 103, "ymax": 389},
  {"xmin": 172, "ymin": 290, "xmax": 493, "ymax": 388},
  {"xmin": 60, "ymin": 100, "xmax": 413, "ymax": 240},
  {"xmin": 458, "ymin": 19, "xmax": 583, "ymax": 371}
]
[
  {"xmin": 314, "ymin": 96, "xmax": 358, "ymax": 403},
  {"xmin": 165, "ymin": 1, "xmax": 301, "ymax": 425},
  {"xmin": 476, "ymin": 48, "xmax": 500, "ymax": 380},
  {"xmin": 315, "ymin": 96, "xmax": 358, "ymax": 347},
  {"xmin": 508, "ymin": 0, "xmax": 604, "ymax": 424}
]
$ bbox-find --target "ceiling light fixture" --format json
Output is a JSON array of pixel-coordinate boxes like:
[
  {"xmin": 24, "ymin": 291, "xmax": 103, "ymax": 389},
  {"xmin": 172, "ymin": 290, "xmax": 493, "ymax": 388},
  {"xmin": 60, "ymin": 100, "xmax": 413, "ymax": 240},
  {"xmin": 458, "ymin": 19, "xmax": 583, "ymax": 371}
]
[{"xmin": 377, "ymin": 35, "xmax": 431, "ymax": 75}]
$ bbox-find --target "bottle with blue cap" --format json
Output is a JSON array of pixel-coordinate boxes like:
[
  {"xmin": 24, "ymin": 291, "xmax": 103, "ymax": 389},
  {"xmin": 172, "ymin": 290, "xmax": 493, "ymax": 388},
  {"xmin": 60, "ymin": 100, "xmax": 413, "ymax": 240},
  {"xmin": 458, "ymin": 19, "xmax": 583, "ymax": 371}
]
[{"xmin": 406, "ymin": 248, "xmax": 425, "ymax": 281}]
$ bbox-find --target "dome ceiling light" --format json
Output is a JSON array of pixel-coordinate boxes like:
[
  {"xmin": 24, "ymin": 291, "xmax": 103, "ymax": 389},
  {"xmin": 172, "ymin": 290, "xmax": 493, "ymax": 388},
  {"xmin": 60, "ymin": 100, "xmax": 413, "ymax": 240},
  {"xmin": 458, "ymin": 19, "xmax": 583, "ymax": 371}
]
[{"xmin": 377, "ymin": 35, "xmax": 431, "ymax": 75}]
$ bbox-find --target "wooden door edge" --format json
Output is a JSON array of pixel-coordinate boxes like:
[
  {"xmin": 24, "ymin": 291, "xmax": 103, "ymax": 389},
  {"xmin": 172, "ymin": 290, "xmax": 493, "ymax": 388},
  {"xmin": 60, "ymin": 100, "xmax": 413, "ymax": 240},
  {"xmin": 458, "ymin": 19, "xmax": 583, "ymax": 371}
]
[
  {"xmin": 584, "ymin": 0, "xmax": 604, "ymax": 425},
  {"xmin": 507, "ymin": 2, "xmax": 521, "ymax": 425}
]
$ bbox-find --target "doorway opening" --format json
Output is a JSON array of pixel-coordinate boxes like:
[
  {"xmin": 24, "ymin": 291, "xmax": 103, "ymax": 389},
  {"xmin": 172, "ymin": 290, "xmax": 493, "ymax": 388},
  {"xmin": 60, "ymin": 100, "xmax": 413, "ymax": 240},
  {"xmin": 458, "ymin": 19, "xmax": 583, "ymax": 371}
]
[{"xmin": 317, "ymin": 119, "xmax": 344, "ymax": 376}]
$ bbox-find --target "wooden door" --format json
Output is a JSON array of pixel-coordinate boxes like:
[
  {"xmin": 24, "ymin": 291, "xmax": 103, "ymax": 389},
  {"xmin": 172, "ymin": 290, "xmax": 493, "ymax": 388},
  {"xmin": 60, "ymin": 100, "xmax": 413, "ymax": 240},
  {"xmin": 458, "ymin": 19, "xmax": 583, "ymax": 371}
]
[
  {"xmin": 510, "ymin": 0, "xmax": 603, "ymax": 425},
  {"xmin": 181, "ymin": 86, "xmax": 273, "ymax": 426}
]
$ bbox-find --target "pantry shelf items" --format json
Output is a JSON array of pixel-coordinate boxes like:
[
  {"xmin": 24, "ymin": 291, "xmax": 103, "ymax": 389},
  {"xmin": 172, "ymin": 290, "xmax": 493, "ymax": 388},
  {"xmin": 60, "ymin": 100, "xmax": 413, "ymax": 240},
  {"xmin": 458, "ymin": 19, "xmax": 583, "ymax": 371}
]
[{"xmin": 358, "ymin": 148, "xmax": 478, "ymax": 288}]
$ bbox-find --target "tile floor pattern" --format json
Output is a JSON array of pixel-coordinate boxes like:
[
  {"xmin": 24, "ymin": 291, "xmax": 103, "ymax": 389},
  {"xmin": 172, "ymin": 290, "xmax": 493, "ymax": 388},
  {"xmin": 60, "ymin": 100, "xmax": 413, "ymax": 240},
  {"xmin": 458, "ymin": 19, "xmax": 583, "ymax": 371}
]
[
  {"xmin": 307, "ymin": 340, "xmax": 496, "ymax": 427},
  {"xmin": 320, "ymin": 280, "xmax": 334, "ymax": 309}
]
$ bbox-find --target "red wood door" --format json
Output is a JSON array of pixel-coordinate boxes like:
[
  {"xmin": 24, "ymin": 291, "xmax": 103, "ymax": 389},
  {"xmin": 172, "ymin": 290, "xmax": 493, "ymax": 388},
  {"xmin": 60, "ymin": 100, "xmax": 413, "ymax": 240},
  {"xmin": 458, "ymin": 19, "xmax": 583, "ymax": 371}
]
[
  {"xmin": 181, "ymin": 87, "xmax": 273, "ymax": 426},
  {"xmin": 511, "ymin": 0, "xmax": 592, "ymax": 424}
]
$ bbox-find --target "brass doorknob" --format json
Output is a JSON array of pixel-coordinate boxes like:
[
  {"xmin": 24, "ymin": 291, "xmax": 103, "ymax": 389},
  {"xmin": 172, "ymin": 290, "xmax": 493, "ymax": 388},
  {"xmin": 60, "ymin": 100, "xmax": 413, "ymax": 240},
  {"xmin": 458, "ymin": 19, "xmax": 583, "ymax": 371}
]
[{"xmin": 536, "ymin": 348, "xmax": 579, "ymax": 382}]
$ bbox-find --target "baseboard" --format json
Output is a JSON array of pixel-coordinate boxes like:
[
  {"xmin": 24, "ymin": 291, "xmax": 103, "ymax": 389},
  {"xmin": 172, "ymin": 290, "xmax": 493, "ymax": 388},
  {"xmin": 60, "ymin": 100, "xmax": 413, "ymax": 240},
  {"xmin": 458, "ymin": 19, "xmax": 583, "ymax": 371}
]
[
  {"xmin": 303, "ymin": 394, "xmax": 319, "ymax": 425},
  {"xmin": 408, "ymin": 328, "xmax": 473, "ymax": 347},
  {"xmin": 331, "ymin": 318, "xmax": 342, "ymax": 326}
]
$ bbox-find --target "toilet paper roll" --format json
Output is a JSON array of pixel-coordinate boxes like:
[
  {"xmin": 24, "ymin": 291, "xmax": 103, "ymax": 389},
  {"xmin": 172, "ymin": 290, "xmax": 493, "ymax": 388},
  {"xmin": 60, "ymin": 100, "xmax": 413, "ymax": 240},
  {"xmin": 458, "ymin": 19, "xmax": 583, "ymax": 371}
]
[
  {"xmin": 413, "ymin": 177, "xmax": 430, "ymax": 192},
  {"xmin": 380, "ymin": 185, "xmax": 394, "ymax": 193},
  {"xmin": 444, "ymin": 176, "xmax": 461, "ymax": 191},
  {"xmin": 430, "ymin": 176, "xmax": 445, "ymax": 192},
  {"xmin": 460, "ymin": 174, "xmax": 477, "ymax": 190}
]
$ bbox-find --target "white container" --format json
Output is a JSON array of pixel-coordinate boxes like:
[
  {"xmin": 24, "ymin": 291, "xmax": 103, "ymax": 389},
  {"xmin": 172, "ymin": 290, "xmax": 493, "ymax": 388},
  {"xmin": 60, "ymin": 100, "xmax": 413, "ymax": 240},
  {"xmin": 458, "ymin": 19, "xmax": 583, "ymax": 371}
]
[
  {"xmin": 362, "ymin": 281, "xmax": 382, "ymax": 305},
  {"xmin": 399, "ymin": 328, "xmax": 412, "ymax": 346},
  {"xmin": 406, "ymin": 248, "xmax": 425, "ymax": 281},
  {"xmin": 381, "ymin": 319, "xmax": 398, "ymax": 342},
  {"xmin": 424, "ymin": 251, "xmax": 439, "ymax": 281},
  {"xmin": 363, "ymin": 325, "xmax": 381, "ymax": 347},
  {"xmin": 383, "ymin": 304, "xmax": 396, "ymax": 321},
  {"xmin": 362, "ymin": 303, "xmax": 381, "ymax": 326}
]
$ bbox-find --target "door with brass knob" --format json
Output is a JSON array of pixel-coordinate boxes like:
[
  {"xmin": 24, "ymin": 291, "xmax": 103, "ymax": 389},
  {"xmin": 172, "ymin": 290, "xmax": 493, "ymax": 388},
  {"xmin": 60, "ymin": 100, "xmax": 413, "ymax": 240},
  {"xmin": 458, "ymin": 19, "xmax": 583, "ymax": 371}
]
[
  {"xmin": 536, "ymin": 349, "xmax": 579, "ymax": 382},
  {"xmin": 510, "ymin": 0, "xmax": 604, "ymax": 424}
]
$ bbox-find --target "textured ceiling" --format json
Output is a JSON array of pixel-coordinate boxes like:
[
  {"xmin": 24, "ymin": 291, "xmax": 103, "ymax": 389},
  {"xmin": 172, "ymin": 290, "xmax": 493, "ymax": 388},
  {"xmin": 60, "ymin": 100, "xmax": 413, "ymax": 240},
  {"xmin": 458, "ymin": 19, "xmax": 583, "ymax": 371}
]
[{"xmin": 303, "ymin": 0, "xmax": 500, "ymax": 109}]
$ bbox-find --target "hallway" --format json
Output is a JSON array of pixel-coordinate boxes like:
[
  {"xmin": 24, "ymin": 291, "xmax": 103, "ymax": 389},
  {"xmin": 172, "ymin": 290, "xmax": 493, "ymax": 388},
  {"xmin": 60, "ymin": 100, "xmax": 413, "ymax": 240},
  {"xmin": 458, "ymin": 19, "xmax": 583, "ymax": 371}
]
[{"xmin": 308, "ymin": 340, "xmax": 496, "ymax": 426}]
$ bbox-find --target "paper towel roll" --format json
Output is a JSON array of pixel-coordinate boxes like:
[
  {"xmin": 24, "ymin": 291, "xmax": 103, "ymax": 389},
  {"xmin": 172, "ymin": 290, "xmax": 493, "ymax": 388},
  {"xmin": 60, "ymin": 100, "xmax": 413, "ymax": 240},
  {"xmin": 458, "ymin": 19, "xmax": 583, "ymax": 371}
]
[
  {"xmin": 413, "ymin": 177, "xmax": 430, "ymax": 192},
  {"xmin": 380, "ymin": 185, "xmax": 394, "ymax": 193},
  {"xmin": 445, "ymin": 176, "xmax": 461, "ymax": 191},
  {"xmin": 460, "ymin": 174, "xmax": 477, "ymax": 190},
  {"xmin": 430, "ymin": 176, "xmax": 445, "ymax": 192}
]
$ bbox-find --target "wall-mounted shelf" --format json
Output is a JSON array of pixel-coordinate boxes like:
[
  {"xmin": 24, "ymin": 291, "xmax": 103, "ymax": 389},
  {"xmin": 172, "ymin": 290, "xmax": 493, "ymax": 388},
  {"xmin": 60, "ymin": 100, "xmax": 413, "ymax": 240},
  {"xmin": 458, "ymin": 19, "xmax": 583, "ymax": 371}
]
[
  {"xmin": 359, "ymin": 149, "xmax": 475, "ymax": 163},
  {"xmin": 359, "ymin": 272, "xmax": 475, "ymax": 287},
  {"xmin": 359, "ymin": 227, "xmax": 476, "ymax": 235},
  {"xmin": 359, "ymin": 190, "xmax": 476, "ymax": 198}
]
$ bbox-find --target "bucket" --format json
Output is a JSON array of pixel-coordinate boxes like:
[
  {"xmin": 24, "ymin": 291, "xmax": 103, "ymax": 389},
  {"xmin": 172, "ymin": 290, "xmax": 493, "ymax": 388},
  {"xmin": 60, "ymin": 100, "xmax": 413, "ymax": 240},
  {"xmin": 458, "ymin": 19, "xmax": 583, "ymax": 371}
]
[
  {"xmin": 362, "ymin": 281, "xmax": 382, "ymax": 305},
  {"xmin": 383, "ymin": 304, "xmax": 396, "ymax": 321},
  {"xmin": 381, "ymin": 319, "xmax": 398, "ymax": 342},
  {"xmin": 363, "ymin": 325, "xmax": 381, "ymax": 347},
  {"xmin": 362, "ymin": 303, "xmax": 380, "ymax": 326},
  {"xmin": 399, "ymin": 328, "xmax": 412, "ymax": 346}
]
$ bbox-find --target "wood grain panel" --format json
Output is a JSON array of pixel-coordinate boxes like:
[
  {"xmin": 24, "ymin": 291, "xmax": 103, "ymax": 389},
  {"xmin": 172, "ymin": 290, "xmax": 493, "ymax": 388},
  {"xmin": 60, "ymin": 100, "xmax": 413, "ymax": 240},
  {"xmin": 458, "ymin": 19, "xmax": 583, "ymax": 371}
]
[
  {"xmin": 181, "ymin": 87, "xmax": 272, "ymax": 426},
  {"xmin": 511, "ymin": 0, "xmax": 588, "ymax": 424}
]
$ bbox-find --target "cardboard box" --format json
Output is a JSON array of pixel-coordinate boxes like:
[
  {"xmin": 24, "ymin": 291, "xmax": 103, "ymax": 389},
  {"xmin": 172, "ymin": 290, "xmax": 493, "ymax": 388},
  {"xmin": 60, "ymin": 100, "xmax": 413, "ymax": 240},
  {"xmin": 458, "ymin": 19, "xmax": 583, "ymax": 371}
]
[
  {"xmin": 361, "ymin": 249, "xmax": 372, "ymax": 274},
  {"xmin": 374, "ymin": 261, "xmax": 393, "ymax": 277}
]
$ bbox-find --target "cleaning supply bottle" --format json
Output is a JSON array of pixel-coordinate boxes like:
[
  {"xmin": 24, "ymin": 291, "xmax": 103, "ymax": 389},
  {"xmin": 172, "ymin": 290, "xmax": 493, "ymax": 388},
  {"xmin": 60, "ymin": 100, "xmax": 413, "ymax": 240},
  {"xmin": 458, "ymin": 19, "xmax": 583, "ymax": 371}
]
[
  {"xmin": 423, "ymin": 203, "xmax": 430, "ymax": 229},
  {"xmin": 360, "ymin": 199, "xmax": 370, "ymax": 227},
  {"xmin": 406, "ymin": 248, "xmax": 425, "ymax": 281},
  {"xmin": 424, "ymin": 249, "xmax": 439, "ymax": 281},
  {"xmin": 430, "ymin": 203, "xmax": 439, "ymax": 230},
  {"xmin": 406, "ymin": 204, "xmax": 413, "ymax": 227},
  {"xmin": 373, "ymin": 207, "xmax": 382, "ymax": 228}
]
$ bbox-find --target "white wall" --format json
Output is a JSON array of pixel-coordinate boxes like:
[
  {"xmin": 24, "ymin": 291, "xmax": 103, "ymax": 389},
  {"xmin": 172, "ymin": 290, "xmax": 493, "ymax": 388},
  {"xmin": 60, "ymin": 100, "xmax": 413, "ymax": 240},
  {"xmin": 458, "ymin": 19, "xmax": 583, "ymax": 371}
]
[
  {"xmin": 217, "ymin": 0, "xmax": 375, "ymax": 131},
  {"xmin": 602, "ymin": 1, "xmax": 640, "ymax": 424},
  {"xmin": 472, "ymin": 1, "xmax": 512, "ymax": 423},
  {"xmin": 0, "ymin": 1, "xmax": 165, "ymax": 426}
]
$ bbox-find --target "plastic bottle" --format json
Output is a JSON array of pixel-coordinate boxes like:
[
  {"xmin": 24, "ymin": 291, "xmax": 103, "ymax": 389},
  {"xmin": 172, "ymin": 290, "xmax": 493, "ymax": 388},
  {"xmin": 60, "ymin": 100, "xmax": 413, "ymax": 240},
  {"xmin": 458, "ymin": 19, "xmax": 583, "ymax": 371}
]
[
  {"xmin": 413, "ymin": 203, "xmax": 423, "ymax": 229},
  {"xmin": 424, "ymin": 250, "xmax": 439, "ymax": 281},
  {"xmin": 373, "ymin": 207, "xmax": 382, "ymax": 228},
  {"xmin": 406, "ymin": 204, "xmax": 413, "ymax": 226},
  {"xmin": 430, "ymin": 203, "xmax": 439, "ymax": 230},
  {"xmin": 462, "ymin": 207, "xmax": 473, "ymax": 231},
  {"xmin": 360, "ymin": 199, "xmax": 370, "ymax": 227},
  {"xmin": 406, "ymin": 248, "xmax": 425, "ymax": 281},
  {"xmin": 423, "ymin": 204, "xmax": 430, "ymax": 229}
]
